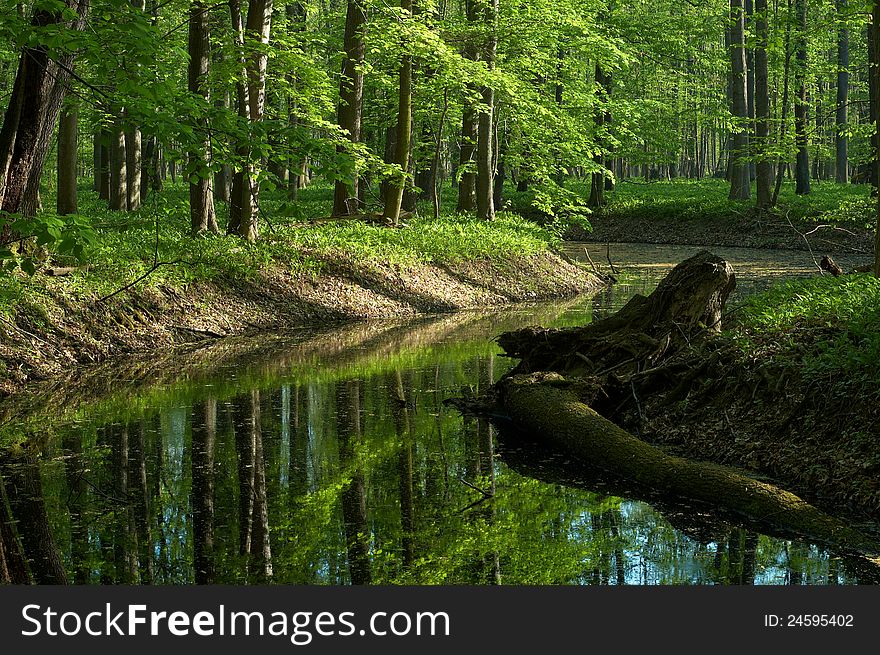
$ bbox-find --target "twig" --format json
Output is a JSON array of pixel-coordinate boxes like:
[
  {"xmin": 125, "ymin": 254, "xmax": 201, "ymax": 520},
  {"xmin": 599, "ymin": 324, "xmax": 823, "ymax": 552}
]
[
  {"xmin": 606, "ymin": 243, "xmax": 619, "ymax": 276},
  {"xmin": 0, "ymin": 314, "xmax": 69, "ymax": 356},
  {"xmin": 785, "ymin": 211, "xmax": 823, "ymax": 274},
  {"xmin": 583, "ymin": 247, "xmax": 601, "ymax": 274},
  {"xmin": 172, "ymin": 325, "xmax": 226, "ymax": 338},
  {"xmin": 458, "ymin": 477, "xmax": 493, "ymax": 498},
  {"xmin": 631, "ymin": 380, "xmax": 645, "ymax": 421},
  {"xmin": 95, "ymin": 258, "xmax": 194, "ymax": 304}
]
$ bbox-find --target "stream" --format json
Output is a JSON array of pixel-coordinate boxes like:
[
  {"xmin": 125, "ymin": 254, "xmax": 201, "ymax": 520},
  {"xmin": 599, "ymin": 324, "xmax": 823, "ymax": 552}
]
[{"xmin": 1, "ymin": 243, "xmax": 876, "ymax": 585}]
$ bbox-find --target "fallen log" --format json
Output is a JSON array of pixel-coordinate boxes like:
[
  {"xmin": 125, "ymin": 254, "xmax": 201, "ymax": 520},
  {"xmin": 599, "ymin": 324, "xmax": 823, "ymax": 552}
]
[{"xmin": 499, "ymin": 372, "xmax": 880, "ymax": 560}]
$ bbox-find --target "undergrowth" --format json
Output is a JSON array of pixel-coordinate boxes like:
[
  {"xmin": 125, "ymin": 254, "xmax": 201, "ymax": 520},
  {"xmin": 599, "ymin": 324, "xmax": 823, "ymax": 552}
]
[
  {"xmin": 734, "ymin": 274, "xmax": 880, "ymax": 383},
  {"xmin": 595, "ymin": 179, "xmax": 874, "ymax": 227},
  {"xmin": 1, "ymin": 182, "xmax": 561, "ymax": 315}
]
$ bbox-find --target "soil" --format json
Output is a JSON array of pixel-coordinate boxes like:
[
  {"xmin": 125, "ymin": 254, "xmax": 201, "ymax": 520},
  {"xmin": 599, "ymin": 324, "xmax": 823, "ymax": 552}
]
[
  {"xmin": 567, "ymin": 210, "xmax": 875, "ymax": 254},
  {"xmin": 0, "ymin": 250, "xmax": 600, "ymax": 396}
]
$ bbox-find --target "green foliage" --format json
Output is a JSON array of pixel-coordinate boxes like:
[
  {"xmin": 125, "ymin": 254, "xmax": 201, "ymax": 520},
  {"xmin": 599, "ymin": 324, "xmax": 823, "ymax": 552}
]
[
  {"xmin": 0, "ymin": 213, "xmax": 96, "ymax": 275},
  {"xmin": 737, "ymin": 274, "xmax": 880, "ymax": 381},
  {"xmin": 599, "ymin": 179, "xmax": 874, "ymax": 227}
]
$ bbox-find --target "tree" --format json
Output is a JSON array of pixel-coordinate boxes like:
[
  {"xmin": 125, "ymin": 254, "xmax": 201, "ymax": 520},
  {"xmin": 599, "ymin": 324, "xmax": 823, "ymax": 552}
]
[
  {"xmin": 754, "ymin": 0, "xmax": 772, "ymax": 207},
  {"xmin": 456, "ymin": 0, "xmax": 479, "ymax": 214},
  {"xmin": 332, "ymin": 0, "xmax": 366, "ymax": 217},
  {"xmin": 57, "ymin": 103, "xmax": 78, "ymax": 215},
  {"xmin": 0, "ymin": 0, "xmax": 89, "ymax": 226},
  {"xmin": 475, "ymin": 0, "xmax": 499, "ymax": 221},
  {"xmin": 874, "ymin": 0, "xmax": 880, "ymax": 277},
  {"xmin": 835, "ymin": 0, "xmax": 849, "ymax": 184},
  {"xmin": 188, "ymin": 0, "xmax": 219, "ymax": 234},
  {"xmin": 728, "ymin": 0, "xmax": 751, "ymax": 201},
  {"xmin": 382, "ymin": 0, "xmax": 414, "ymax": 226},
  {"xmin": 793, "ymin": 0, "xmax": 810, "ymax": 195}
]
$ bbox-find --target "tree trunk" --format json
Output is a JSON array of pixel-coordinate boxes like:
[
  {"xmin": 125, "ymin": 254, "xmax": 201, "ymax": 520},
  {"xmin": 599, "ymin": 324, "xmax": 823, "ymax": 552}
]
[
  {"xmin": 589, "ymin": 64, "xmax": 609, "ymax": 208},
  {"xmin": 475, "ymin": 0, "xmax": 498, "ymax": 221},
  {"xmin": 745, "ymin": 0, "xmax": 756, "ymax": 182},
  {"xmin": 332, "ymin": 0, "xmax": 366, "ymax": 217},
  {"xmin": 383, "ymin": 1, "xmax": 413, "ymax": 227},
  {"xmin": 794, "ymin": 0, "xmax": 811, "ymax": 195},
  {"xmin": 498, "ymin": 373, "xmax": 880, "ymax": 559},
  {"xmin": 874, "ymin": 0, "xmax": 880, "ymax": 277},
  {"xmin": 836, "ymin": 0, "xmax": 849, "ymax": 183},
  {"xmin": 728, "ymin": 0, "xmax": 751, "ymax": 200},
  {"xmin": 456, "ymin": 1, "xmax": 480, "ymax": 214},
  {"xmin": 772, "ymin": 0, "xmax": 793, "ymax": 205},
  {"xmin": 125, "ymin": 123, "xmax": 141, "ymax": 211},
  {"xmin": 99, "ymin": 129, "xmax": 111, "ymax": 200},
  {"xmin": 0, "ymin": 0, "xmax": 89, "ymax": 225},
  {"xmin": 337, "ymin": 380, "xmax": 371, "ymax": 584},
  {"xmin": 754, "ymin": 0, "xmax": 773, "ymax": 207},
  {"xmin": 57, "ymin": 103, "xmax": 78, "ymax": 215},
  {"xmin": 188, "ymin": 0, "xmax": 218, "ymax": 234},
  {"xmin": 109, "ymin": 124, "xmax": 128, "ymax": 210},
  {"xmin": 0, "ymin": 452, "xmax": 68, "ymax": 584},
  {"xmin": 92, "ymin": 132, "xmax": 101, "ymax": 192},
  {"xmin": 238, "ymin": 0, "xmax": 272, "ymax": 241},
  {"xmin": 227, "ymin": 0, "xmax": 250, "ymax": 235}
]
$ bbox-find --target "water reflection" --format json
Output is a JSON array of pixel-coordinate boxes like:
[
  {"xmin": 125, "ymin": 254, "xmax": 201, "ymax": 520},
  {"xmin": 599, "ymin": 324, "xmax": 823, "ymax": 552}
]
[{"xmin": 0, "ymin": 253, "xmax": 877, "ymax": 585}]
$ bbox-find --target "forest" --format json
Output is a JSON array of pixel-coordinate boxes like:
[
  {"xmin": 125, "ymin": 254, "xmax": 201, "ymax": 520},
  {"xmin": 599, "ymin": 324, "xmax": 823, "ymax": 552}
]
[{"xmin": 1, "ymin": 0, "xmax": 880, "ymax": 586}]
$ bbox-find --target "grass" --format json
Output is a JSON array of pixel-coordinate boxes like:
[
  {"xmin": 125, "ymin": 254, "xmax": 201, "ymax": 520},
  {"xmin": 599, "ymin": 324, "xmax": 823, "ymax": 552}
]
[
  {"xmin": 594, "ymin": 178, "xmax": 875, "ymax": 228},
  {"xmin": 735, "ymin": 273, "xmax": 880, "ymax": 382},
  {"xmin": 0, "ymin": 181, "xmax": 562, "ymax": 315}
]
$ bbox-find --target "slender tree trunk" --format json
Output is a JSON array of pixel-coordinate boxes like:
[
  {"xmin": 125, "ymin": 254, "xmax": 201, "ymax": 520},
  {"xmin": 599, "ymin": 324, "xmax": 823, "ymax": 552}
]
[
  {"xmin": 57, "ymin": 103, "xmax": 78, "ymax": 214},
  {"xmin": 456, "ymin": 0, "xmax": 480, "ymax": 213},
  {"xmin": 589, "ymin": 64, "xmax": 610, "ymax": 207},
  {"xmin": 124, "ymin": 119, "xmax": 141, "ymax": 211},
  {"xmin": 383, "ymin": 0, "xmax": 413, "ymax": 226},
  {"xmin": 772, "ymin": 0, "xmax": 794, "ymax": 205},
  {"xmin": 332, "ymin": 0, "xmax": 366, "ymax": 216},
  {"xmin": 432, "ymin": 87, "xmax": 449, "ymax": 220},
  {"xmin": 835, "ymin": 0, "xmax": 849, "ymax": 184},
  {"xmin": 874, "ymin": 0, "xmax": 880, "ymax": 276},
  {"xmin": 755, "ymin": 0, "xmax": 773, "ymax": 207},
  {"xmin": 188, "ymin": 0, "xmax": 218, "ymax": 234},
  {"xmin": 794, "ymin": 0, "xmax": 810, "ymax": 194},
  {"xmin": 745, "ymin": 0, "xmax": 757, "ymax": 182},
  {"xmin": 191, "ymin": 400, "xmax": 216, "ymax": 583},
  {"xmin": 92, "ymin": 132, "xmax": 101, "ymax": 192},
  {"xmin": 728, "ymin": 0, "xmax": 751, "ymax": 200},
  {"xmin": 109, "ymin": 124, "xmax": 128, "ymax": 210},
  {"xmin": 98, "ymin": 130, "xmax": 110, "ymax": 200},
  {"xmin": 227, "ymin": 0, "xmax": 251, "ymax": 235},
  {"xmin": 475, "ymin": 0, "xmax": 498, "ymax": 221}
]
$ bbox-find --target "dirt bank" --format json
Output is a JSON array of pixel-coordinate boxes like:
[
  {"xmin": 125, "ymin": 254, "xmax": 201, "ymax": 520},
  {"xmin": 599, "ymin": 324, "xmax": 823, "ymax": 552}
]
[{"xmin": 0, "ymin": 250, "xmax": 600, "ymax": 395}]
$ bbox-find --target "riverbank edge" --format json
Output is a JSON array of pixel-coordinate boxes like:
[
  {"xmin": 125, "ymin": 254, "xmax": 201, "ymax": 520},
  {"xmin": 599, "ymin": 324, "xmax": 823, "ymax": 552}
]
[
  {"xmin": 0, "ymin": 249, "xmax": 602, "ymax": 396},
  {"xmin": 638, "ymin": 319, "xmax": 880, "ymax": 524},
  {"xmin": 565, "ymin": 211, "xmax": 876, "ymax": 254}
]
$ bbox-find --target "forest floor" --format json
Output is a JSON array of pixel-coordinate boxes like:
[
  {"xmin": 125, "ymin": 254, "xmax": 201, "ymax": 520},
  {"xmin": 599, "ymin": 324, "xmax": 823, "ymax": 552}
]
[
  {"xmin": 563, "ymin": 179, "xmax": 876, "ymax": 254},
  {"xmin": 0, "ymin": 185, "xmax": 600, "ymax": 395},
  {"xmin": 623, "ymin": 273, "xmax": 880, "ymax": 520}
]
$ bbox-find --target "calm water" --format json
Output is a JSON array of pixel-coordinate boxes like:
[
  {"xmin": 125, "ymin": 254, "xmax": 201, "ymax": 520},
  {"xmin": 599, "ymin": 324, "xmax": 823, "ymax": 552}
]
[{"xmin": 1, "ymin": 244, "xmax": 876, "ymax": 585}]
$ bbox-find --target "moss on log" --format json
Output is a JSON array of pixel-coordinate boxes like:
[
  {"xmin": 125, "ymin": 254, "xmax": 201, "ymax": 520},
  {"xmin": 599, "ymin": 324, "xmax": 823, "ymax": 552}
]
[{"xmin": 500, "ymin": 372, "xmax": 880, "ymax": 560}]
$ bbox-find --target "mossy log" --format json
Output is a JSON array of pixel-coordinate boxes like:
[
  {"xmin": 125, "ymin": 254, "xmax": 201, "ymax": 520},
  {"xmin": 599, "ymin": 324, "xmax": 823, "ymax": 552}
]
[{"xmin": 500, "ymin": 372, "xmax": 880, "ymax": 559}]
